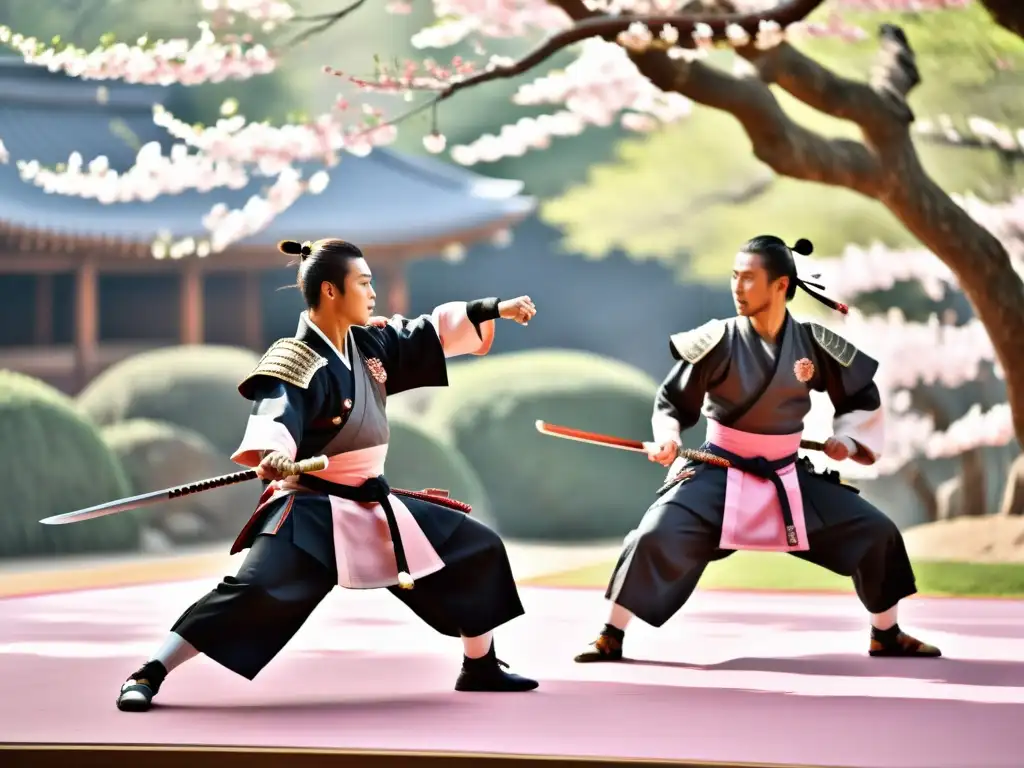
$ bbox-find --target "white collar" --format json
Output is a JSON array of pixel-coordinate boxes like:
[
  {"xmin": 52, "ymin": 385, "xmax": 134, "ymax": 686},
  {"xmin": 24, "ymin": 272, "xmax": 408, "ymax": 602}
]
[{"xmin": 300, "ymin": 311, "xmax": 351, "ymax": 370}]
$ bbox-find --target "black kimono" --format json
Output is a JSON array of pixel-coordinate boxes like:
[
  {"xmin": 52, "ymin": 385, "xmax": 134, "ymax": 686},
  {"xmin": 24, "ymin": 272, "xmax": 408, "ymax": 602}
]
[
  {"xmin": 602, "ymin": 312, "xmax": 918, "ymax": 629},
  {"xmin": 162, "ymin": 300, "xmax": 525, "ymax": 681}
]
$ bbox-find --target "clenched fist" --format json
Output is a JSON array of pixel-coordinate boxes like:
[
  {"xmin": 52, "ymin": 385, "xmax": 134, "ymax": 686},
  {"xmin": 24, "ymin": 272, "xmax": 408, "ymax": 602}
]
[
  {"xmin": 256, "ymin": 451, "xmax": 298, "ymax": 481},
  {"xmin": 823, "ymin": 436, "xmax": 853, "ymax": 462},
  {"xmin": 644, "ymin": 440, "xmax": 680, "ymax": 467},
  {"xmin": 498, "ymin": 296, "xmax": 537, "ymax": 326}
]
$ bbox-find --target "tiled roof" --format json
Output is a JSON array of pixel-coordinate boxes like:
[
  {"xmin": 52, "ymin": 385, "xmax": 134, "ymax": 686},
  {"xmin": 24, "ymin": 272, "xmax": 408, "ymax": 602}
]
[{"xmin": 0, "ymin": 58, "xmax": 534, "ymax": 250}]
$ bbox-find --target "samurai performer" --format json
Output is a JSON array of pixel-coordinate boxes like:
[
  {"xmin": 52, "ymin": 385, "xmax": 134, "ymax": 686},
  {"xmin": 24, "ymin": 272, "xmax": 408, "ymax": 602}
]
[
  {"xmin": 574, "ymin": 235, "xmax": 941, "ymax": 664},
  {"xmin": 116, "ymin": 238, "xmax": 540, "ymax": 712}
]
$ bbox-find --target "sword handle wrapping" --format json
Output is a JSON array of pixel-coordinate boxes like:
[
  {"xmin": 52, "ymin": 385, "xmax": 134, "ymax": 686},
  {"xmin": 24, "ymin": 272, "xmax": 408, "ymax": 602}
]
[
  {"xmin": 292, "ymin": 455, "xmax": 329, "ymax": 474},
  {"xmin": 167, "ymin": 469, "xmax": 259, "ymax": 499},
  {"xmin": 165, "ymin": 456, "xmax": 328, "ymax": 500}
]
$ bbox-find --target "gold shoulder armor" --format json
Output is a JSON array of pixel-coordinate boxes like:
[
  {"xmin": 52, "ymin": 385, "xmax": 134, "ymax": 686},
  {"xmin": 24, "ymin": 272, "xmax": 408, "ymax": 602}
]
[
  {"xmin": 238, "ymin": 338, "xmax": 328, "ymax": 396},
  {"xmin": 669, "ymin": 319, "xmax": 727, "ymax": 365},
  {"xmin": 809, "ymin": 322, "xmax": 858, "ymax": 367}
]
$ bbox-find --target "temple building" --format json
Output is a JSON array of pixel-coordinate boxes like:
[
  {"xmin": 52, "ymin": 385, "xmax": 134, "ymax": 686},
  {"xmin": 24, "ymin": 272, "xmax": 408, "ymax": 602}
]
[{"xmin": 0, "ymin": 57, "xmax": 534, "ymax": 392}]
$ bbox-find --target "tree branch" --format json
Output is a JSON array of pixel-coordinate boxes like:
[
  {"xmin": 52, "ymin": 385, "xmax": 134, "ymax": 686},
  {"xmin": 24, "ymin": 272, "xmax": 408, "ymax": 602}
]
[
  {"xmin": 284, "ymin": 0, "xmax": 368, "ymax": 47},
  {"xmin": 327, "ymin": 0, "xmax": 1024, "ymax": 445},
  {"xmin": 687, "ymin": 173, "xmax": 775, "ymax": 214},
  {"xmin": 749, "ymin": 23, "xmax": 919, "ymax": 146},
  {"xmin": 523, "ymin": 1, "xmax": 1024, "ymax": 445},
  {"xmin": 667, "ymin": 55, "xmax": 880, "ymax": 192},
  {"xmin": 980, "ymin": 0, "xmax": 1024, "ymax": 41},
  {"xmin": 434, "ymin": 0, "xmax": 825, "ymax": 102},
  {"xmin": 352, "ymin": 0, "xmax": 837, "ymax": 159}
]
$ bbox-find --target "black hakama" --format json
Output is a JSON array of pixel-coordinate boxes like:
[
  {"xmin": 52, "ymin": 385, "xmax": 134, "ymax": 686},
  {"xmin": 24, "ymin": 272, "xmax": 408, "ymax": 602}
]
[
  {"xmin": 117, "ymin": 299, "xmax": 535, "ymax": 710},
  {"xmin": 578, "ymin": 312, "xmax": 938, "ymax": 662}
]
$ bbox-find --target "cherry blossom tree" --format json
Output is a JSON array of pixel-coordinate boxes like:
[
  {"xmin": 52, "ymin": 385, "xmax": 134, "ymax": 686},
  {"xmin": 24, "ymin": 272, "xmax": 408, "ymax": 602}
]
[
  {"xmin": 2, "ymin": 0, "xmax": 1024, "ymax": 449},
  {"xmin": 802, "ymin": 226, "xmax": 1020, "ymax": 518}
]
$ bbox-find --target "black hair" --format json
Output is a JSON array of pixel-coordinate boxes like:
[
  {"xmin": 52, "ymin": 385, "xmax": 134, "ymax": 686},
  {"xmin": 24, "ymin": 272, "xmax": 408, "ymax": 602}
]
[
  {"xmin": 278, "ymin": 238, "xmax": 365, "ymax": 310},
  {"xmin": 739, "ymin": 234, "xmax": 848, "ymax": 314}
]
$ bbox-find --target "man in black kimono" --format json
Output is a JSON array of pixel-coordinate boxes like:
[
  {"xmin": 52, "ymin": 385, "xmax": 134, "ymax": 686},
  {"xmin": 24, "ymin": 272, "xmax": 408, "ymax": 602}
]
[
  {"xmin": 115, "ymin": 238, "xmax": 540, "ymax": 712},
  {"xmin": 574, "ymin": 235, "xmax": 941, "ymax": 664}
]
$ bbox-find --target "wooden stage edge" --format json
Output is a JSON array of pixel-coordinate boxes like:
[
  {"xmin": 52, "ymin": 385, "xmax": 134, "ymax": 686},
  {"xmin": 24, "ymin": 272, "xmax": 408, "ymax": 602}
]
[{"xmin": 0, "ymin": 745, "xmax": 845, "ymax": 768}]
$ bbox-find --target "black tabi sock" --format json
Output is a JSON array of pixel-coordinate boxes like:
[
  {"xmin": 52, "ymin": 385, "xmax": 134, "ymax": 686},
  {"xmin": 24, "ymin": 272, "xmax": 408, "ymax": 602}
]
[
  {"xmin": 871, "ymin": 623, "xmax": 902, "ymax": 644},
  {"xmin": 602, "ymin": 624, "xmax": 625, "ymax": 642},
  {"xmin": 131, "ymin": 660, "xmax": 168, "ymax": 693},
  {"xmin": 463, "ymin": 642, "xmax": 498, "ymax": 668}
]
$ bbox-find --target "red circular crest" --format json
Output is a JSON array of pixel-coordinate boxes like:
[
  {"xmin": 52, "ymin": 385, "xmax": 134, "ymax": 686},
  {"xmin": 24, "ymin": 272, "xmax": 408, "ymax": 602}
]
[{"xmin": 793, "ymin": 357, "xmax": 815, "ymax": 383}]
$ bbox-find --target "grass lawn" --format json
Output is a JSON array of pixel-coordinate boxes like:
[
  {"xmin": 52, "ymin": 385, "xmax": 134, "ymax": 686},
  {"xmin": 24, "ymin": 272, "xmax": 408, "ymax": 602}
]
[{"xmin": 524, "ymin": 551, "xmax": 1024, "ymax": 598}]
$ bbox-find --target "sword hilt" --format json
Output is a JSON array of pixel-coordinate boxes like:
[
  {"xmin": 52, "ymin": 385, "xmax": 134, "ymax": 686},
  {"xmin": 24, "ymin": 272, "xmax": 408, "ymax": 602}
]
[
  {"xmin": 168, "ymin": 469, "xmax": 258, "ymax": 499},
  {"xmin": 286, "ymin": 455, "xmax": 329, "ymax": 475},
  {"xmin": 166, "ymin": 455, "xmax": 328, "ymax": 500}
]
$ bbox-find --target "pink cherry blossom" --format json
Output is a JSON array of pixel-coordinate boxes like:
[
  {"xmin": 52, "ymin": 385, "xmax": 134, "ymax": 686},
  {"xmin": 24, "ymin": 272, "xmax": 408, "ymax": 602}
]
[
  {"xmin": 915, "ymin": 115, "xmax": 1024, "ymax": 156},
  {"xmin": 0, "ymin": 21, "xmax": 276, "ymax": 86},
  {"xmin": 16, "ymin": 142, "xmax": 251, "ymax": 203},
  {"xmin": 447, "ymin": 38, "xmax": 692, "ymax": 165},
  {"xmin": 411, "ymin": 0, "xmax": 572, "ymax": 49},
  {"xmin": 801, "ymin": 186, "xmax": 1024, "ymax": 476},
  {"xmin": 0, "ymin": 0, "xmax": 1011, "ymax": 276},
  {"xmin": 200, "ymin": 0, "xmax": 296, "ymax": 26}
]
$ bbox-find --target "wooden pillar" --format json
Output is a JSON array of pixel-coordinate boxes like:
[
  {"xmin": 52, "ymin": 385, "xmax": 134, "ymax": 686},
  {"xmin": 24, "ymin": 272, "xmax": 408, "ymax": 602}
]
[
  {"xmin": 74, "ymin": 259, "xmax": 98, "ymax": 390},
  {"xmin": 180, "ymin": 260, "xmax": 204, "ymax": 345},
  {"xmin": 34, "ymin": 274, "xmax": 53, "ymax": 345},
  {"xmin": 381, "ymin": 262, "xmax": 409, "ymax": 316},
  {"xmin": 242, "ymin": 269, "xmax": 262, "ymax": 350}
]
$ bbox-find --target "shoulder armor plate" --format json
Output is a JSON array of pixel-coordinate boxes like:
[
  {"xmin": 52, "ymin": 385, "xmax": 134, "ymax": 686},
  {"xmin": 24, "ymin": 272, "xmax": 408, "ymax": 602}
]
[
  {"xmin": 809, "ymin": 323, "xmax": 857, "ymax": 367},
  {"xmin": 669, "ymin": 319, "xmax": 727, "ymax": 365},
  {"xmin": 240, "ymin": 338, "xmax": 328, "ymax": 392}
]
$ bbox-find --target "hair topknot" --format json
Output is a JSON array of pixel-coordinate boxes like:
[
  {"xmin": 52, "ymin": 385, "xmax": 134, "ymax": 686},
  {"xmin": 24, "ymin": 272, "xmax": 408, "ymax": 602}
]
[
  {"xmin": 791, "ymin": 238, "xmax": 814, "ymax": 256},
  {"xmin": 278, "ymin": 239, "xmax": 314, "ymax": 259}
]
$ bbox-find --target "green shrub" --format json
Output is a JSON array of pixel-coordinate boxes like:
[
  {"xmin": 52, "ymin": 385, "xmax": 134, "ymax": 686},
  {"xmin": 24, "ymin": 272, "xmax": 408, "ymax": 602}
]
[
  {"xmin": 76, "ymin": 344, "xmax": 260, "ymax": 456},
  {"xmin": 101, "ymin": 419, "xmax": 262, "ymax": 547},
  {"xmin": 385, "ymin": 411, "xmax": 495, "ymax": 527},
  {"xmin": 0, "ymin": 370, "xmax": 138, "ymax": 558},
  {"xmin": 423, "ymin": 349, "xmax": 688, "ymax": 541}
]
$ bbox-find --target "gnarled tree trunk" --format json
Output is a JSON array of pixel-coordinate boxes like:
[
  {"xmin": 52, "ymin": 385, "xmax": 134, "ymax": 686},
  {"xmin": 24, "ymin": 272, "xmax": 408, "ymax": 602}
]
[
  {"xmin": 998, "ymin": 453, "xmax": 1024, "ymax": 517},
  {"xmin": 424, "ymin": 0, "xmax": 1024, "ymax": 444}
]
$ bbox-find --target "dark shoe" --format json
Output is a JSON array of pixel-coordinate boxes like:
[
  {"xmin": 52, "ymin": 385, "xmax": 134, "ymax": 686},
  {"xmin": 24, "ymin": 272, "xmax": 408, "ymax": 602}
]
[
  {"xmin": 116, "ymin": 660, "xmax": 167, "ymax": 712},
  {"xmin": 869, "ymin": 624, "xmax": 941, "ymax": 658},
  {"xmin": 454, "ymin": 644, "xmax": 538, "ymax": 692},
  {"xmin": 574, "ymin": 624, "xmax": 624, "ymax": 663}
]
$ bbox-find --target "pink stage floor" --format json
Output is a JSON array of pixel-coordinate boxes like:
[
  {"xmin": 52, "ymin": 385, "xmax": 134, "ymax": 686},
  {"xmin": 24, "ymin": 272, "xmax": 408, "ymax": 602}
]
[{"xmin": 0, "ymin": 580, "xmax": 1021, "ymax": 767}]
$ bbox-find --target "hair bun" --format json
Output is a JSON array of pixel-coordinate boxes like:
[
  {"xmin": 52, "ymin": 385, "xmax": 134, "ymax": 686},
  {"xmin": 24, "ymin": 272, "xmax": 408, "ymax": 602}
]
[
  {"xmin": 791, "ymin": 238, "xmax": 814, "ymax": 256},
  {"xmin": 278, "ymin": 240, "xmax": 303, "ymax": 256}
]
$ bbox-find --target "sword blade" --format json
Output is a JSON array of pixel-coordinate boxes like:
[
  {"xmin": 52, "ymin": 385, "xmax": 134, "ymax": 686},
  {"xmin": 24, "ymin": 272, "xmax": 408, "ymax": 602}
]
[
  {"xmin": 535, "ymin": 420, "xmax": 826, "ymax": 455},
  {"xmin": 38, "ymin": 469, "xmax": 259, "ymax": 525},
  {"xmin": 38, "ymin": 455, "xmax": 330, "ymax": 526},
  {"xmin": 534, "ymin": 420, "xmax": 647, "ymax": 453}
]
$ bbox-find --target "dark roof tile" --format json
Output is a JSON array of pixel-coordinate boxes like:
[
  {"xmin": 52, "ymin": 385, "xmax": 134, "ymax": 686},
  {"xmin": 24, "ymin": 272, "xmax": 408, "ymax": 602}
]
[{"xmin": 0, "ymin": 58, "xmax": 534, "ymax": 249}]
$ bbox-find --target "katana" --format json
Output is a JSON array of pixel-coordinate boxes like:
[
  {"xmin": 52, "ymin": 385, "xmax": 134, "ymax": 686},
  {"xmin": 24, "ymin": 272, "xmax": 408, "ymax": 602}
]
[
  {"xmin": 534, "ymin": 420, "xmax": 825, "ymax": 466},
  {"xmin": 38, "ymin": 455, "xmax": 329, "ymax": 526}
]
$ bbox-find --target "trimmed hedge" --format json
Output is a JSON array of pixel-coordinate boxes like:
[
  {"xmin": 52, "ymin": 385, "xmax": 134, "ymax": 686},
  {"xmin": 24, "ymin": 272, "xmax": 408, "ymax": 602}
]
[
  {"xmin": 0, "ymin": 371, "xmax": 139, "ymax": 558},
  {"xmin": 385, "ymin": 411, "xmax": 495, "ymax": 527},
  {"xmin": 76, "ymin": 344, "xmax": 260, "ymax": 456},
  {"xmin": 423, "ymin": 349, "xmax": 676, "ymax": 540},
  {"xmin": 101, "ymin": 418, "xmax": 262, "ymax": 547}
]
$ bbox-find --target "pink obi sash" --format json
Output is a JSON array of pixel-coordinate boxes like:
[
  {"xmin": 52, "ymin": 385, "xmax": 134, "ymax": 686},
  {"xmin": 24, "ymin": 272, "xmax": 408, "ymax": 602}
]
[
  {"xmin": 276, "ymin": 445, "xmax": 447, "ymax": 589},
  {"xmin": 706, "ymin": 421, "xmax": 809, "ymax": 553}
]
